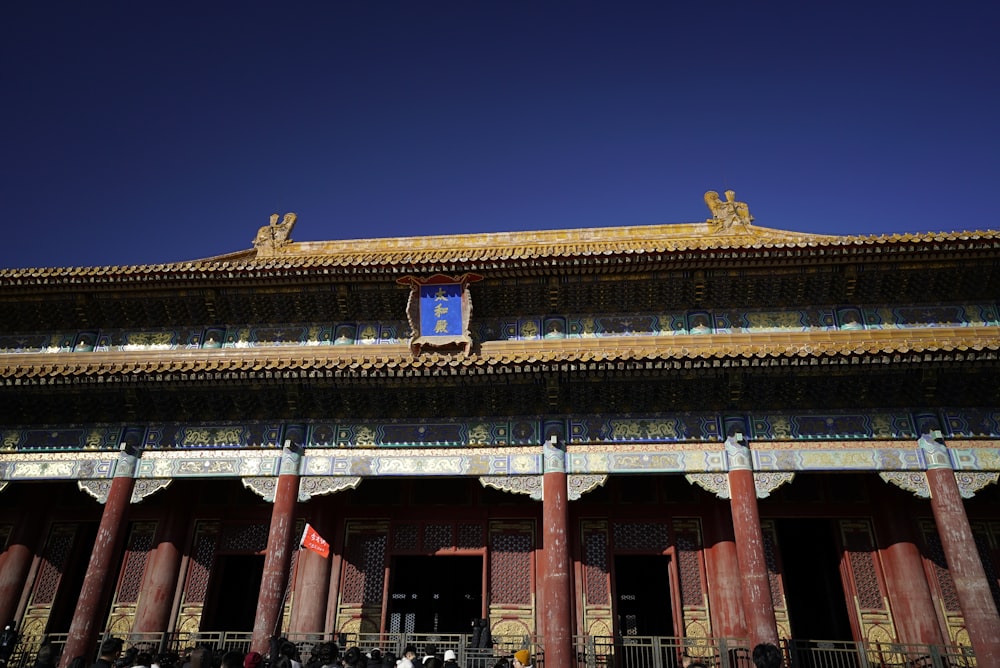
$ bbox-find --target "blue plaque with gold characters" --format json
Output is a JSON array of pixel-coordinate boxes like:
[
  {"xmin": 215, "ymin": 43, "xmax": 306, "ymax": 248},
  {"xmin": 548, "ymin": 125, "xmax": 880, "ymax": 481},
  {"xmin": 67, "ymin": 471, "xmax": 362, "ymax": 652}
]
[{"xmin": 398, "ymin": 273, "xmax": 483, "ymax": 356}]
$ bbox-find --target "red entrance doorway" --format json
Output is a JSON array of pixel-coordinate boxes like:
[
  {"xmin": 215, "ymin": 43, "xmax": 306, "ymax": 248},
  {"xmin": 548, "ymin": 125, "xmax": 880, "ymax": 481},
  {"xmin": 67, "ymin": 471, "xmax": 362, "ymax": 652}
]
[{"xmin": 387, "ymin": 555, "xmax": 483, "ymax": 634}]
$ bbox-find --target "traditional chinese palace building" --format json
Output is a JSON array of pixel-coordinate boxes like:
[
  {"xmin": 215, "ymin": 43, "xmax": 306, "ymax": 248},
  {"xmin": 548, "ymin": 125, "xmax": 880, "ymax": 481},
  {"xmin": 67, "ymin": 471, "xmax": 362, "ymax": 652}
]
[{"xmin": 1, "ymin": 193, "xmax": 999, "ymax": 665}]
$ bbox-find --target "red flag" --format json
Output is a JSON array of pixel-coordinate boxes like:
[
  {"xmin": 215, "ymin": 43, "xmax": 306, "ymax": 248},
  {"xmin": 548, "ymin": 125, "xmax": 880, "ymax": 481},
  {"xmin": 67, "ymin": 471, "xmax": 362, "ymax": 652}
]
[{"xmin": 300, "ymin": 523, "xmax": 330, "ymax": 558}]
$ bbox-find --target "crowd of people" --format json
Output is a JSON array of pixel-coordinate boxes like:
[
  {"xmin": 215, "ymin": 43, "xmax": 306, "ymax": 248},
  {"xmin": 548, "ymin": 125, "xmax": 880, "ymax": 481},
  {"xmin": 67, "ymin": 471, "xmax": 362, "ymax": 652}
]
[
  {"xmin": 42, "ymin": 638, "xmax": 529, "ymax": 668},
  {"xmin": 16, "ymin": 634, "xmax": 791, "ymax": 668}
]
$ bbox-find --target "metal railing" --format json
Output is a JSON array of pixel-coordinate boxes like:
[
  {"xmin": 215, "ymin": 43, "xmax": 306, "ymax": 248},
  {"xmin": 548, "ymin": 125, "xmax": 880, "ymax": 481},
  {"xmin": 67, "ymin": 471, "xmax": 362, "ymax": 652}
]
[{"xmin": 2, "ymin": 633, "xmax": 977, "ymax": 668}]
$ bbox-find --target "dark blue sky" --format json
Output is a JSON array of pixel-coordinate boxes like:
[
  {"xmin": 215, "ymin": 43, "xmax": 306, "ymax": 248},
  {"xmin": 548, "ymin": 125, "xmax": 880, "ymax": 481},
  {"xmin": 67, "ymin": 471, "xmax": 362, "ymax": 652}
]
[{"xmin": 3, "ymin": 2, "xmax": 998, "ymax": 269}]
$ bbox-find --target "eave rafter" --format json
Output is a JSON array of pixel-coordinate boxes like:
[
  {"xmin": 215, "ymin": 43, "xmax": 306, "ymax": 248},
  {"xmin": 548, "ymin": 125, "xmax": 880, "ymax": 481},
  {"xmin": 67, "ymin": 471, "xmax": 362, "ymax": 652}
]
[{"xmin": 2, "ymin": 327, "xmax": 996, "ymax": 385}]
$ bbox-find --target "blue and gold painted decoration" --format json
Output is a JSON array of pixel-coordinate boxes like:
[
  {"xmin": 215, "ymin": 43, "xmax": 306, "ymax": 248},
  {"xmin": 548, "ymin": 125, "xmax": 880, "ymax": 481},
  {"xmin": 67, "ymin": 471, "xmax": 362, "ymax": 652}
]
[
  {"xmin": 420, "ymin": 283, "xmax": 463, "ymax": 337},
  {"xmin": 750, "ymin": 412, "xmax": 917, "ymax": 441},
  {"xmin": 313, "ymin": 420, "xmax": 538, "ymax": 447},
  {"xmin": 568, "ymin": 415, "xmax": 719, "ymax": 443},
  {"xmin": 943, "ymin": 410, "xmax": 1000, "ymax": 437},
  {"xmin": 3, "ymin": 426, "xmax": 124, "ymax": 451},
  {"xmin": 1, "ymin": 302, "xmax": 998, "ymax": 353},
  {"xmin": 144, "ymin": 423, "xmax": 283, "ymax": 449},
  {"xmin": 2, "ymin": 411, "xmax": 999, "ymax": 455}
]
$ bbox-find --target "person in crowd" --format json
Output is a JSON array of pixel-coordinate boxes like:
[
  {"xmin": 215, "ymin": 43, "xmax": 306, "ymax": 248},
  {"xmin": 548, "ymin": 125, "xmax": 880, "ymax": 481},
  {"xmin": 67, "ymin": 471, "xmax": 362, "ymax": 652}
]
[
  {"xmin": 420, "ymin": 646, "xmax": 438, "ymax": 666},
  {"xmin": 116, "ymin": 646, "xmax": 138, "ymax": 668},
  {"xmin": 32, "ymin": 644, "xmax": 59, "ymax": 668},
  {"xmin": 278, "ymin": 642, "xmax": 301, "ymax": 668},
  {"xmin": 397, "ymin": 645, "xmax": 418, "ymax": 668},
  {"xmin": 341, "ymin": 647, "xmax": 362, "ymax": 667},
  {"xmin": 422, "ymin": 660, "xmax": 442, "ymax": 668},
  {"xmin": 220, "ymin": 653, "xmax": 244, "ymax": 668},
  {"xmin": 133, "ymin": 652, "xmax": 153, "ymax": 668},
  {"xmin": 441, "ymin": 650, "xmax": 459, "ymax": 668},
  {"xmin": 93, "ymin": 638, "xmax": 124, "ymax": 668},
  {"xmin": 243, "ymin": 652, "xmax": 263, "ymax": 668},
  {"xmin": 187, "ymin": 647, "xmax": 211, "ymax": 668},
  {"xmin": 751, "ymin": 643, "xmax": 782, "ymax": 668},
  {"xmin": 511, "ymin": 650, "xmax": 532, "ymax": 668},
  {"xmin": 380, "ymin": 651, "xmax": 397, "ymax": 667}
]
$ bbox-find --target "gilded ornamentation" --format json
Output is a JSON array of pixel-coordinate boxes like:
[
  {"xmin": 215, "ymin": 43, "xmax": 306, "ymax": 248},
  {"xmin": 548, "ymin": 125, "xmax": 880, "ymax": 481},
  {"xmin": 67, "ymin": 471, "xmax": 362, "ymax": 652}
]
[
  {"xmin": 1, "ymin": 432, "xmax": 17, "ymax": 450},
  {"xmin": 374, "ymin": 456, "xmax": 465, "ymax": 475},
  {"xmin": 182, "ymin": 428, "xmax": 243, "ymax": 447},
  {"xmin": 879, "ymin": 471, "xmax": 930, "ymax": 498},
  {"xmin": 609, "ymin": 419, "xmax": 679, "ymax": 440},
  {"xmin": 705, "ymin": 190, "xmax": 753, "ymax": 229},
  {"xmin": 468, "ymin": 423, "xmax": 490, "ymax": 445},
  {"xmin": 954, "ymin": 471, "xmax": 999, "ymax": 499},
  {"xmin": 567, "ymin": 474, "xmax": 607, "ymax": 500},
  {"xmin": 586, "ymin": 619, "xmax": 612, "ymax": 637},
  {"xmin": 685, "ymin": 472, "xmax": 730, "ymax": 499},
  {"xmin": 131, "ymin": 479, "xmax": 172, "ymax": 504},
  {"xmin": 491, "ymin": 618, "xmax": 532, "ymax": 639},
  {"xmin": 11, "ymin": 460, "xmax": 76, "ymax": 478},
  {"xmin": 754, "ymin": 471, "xmax": 795, "ymax": 498},
  {"xmin": 480, "ymin": 475, "xmax": 542, "ymax": 500},
  {"xmin": 253, "ymin": 212, "xmax": 297, "ymax": 257},
  {"xmin": 78, "ymin": 479, "xmax": 112, "ymax": 503},
  {"xmin": 298, "ymin": 476, "xmax": 362, "ymax": 501},
  {"xmin": 242, "ymin": 476, "xmax": 278, "ymax": 502}
]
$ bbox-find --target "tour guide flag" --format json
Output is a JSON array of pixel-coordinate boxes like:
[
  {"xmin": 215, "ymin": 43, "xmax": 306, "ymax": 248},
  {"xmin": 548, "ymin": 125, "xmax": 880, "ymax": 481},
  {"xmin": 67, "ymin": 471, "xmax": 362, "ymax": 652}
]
[{"xmin": 300, "ymin": 523, "xmax": 330, "ymax": 558}]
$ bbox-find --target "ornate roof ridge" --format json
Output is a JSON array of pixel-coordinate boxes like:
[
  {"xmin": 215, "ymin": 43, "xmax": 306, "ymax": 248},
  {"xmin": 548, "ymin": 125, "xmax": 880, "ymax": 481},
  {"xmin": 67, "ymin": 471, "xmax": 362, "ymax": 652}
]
[{"xmin": 3, "ymin": 221, "xmax": 998, "ymax": 280}]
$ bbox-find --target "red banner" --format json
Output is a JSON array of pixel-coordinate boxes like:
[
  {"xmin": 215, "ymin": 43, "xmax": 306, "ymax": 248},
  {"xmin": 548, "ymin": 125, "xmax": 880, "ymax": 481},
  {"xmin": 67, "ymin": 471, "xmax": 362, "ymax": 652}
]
[{"xmin": 300, "ymin": 523, "xmax": 330, "ymax": 558}]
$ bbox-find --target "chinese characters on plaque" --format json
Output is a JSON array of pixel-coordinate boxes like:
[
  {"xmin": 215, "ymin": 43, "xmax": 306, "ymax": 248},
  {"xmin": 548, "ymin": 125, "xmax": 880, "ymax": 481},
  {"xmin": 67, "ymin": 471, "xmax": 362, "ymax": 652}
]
[{"xmin": 398, "ymin": 273, "xmax": 483, "ymax": 355}]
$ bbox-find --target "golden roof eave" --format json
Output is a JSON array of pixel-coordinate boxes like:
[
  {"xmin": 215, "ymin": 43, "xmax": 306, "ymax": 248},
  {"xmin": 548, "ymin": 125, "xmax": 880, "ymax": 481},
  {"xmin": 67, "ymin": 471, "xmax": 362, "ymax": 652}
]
[
  {"xmin": 2, "ymin": 220, "xmax": 998, "ymax": 282},
  {"xmin": 2, "ymin": 327, "xmax": 996, "ymax": 380}
]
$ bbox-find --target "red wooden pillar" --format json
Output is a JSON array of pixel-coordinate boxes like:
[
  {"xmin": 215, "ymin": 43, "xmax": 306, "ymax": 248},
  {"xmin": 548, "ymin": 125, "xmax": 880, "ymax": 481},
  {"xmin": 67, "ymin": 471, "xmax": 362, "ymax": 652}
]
[
  {"xmin": 251, "ymin": 443, "xmax": 302, "ymax": 655},
  {"xmin": 873, "ymin": 484, "xmax": 945, "ymax": 646},
  {"xmin": 0, "ymin": 488, "xmax": 49, "ymax": 626},
  {"xmin": 541, "ymin": 435, "xmax": 572, "ymax": 668},
  {"xmin": 288, "ymin": 507, "xmax": 331, "ymax": 634},
  {"xmin": 920, "ymin": 433, "xmax": 1000, "ymax": 663},
  {"xmin": 60, "ymin": 449, "xmax": 140, "ymax": 668},
  {"xmin": 705, "ymin": 500, "xmax": 748, "ymax": 640},
  {"xmin": 133, "ymin": 497, "xmax": 190, "ymax": 633},
  {"xmin": 725, "ymin": 435, "xmax": 779, "ymax": 648}
]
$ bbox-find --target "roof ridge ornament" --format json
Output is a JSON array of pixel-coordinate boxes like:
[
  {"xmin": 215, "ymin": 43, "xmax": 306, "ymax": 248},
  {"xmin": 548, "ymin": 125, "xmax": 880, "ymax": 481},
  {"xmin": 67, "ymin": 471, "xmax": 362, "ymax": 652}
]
[
  {"xmin": 705, "ymin": 189, "xmax": 753, "ymax": 231},
  {"xmin": 253, "ymin": 212, "xmax": 297, "ymax": 257}
]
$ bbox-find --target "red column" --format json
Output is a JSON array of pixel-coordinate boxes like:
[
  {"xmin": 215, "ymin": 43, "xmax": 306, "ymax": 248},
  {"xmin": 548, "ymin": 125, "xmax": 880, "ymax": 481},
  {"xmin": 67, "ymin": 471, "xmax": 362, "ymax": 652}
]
[
  {"xmin": 920, "ymin": 434, "xmax": 1000, "ymax": 663},
  {"xmin": 133, "ymin": 497, "xmax": 190, "ymax": 633},
  {"xmin": 251, "ymin": 445, "xmax": 302, "ymax": 655},
  {"xmin": 873, "ymin": 485, "xmax": 945, "ymax": 646},
  {"xmin": 60, "ymin": 450, "xmax": 139, "ymax": 667},
  {"xmin": 0, "ymin": 488, "xmax": 49, "ymax": 626},
  {"xmin": 705, "ymin": 501, "xmax": 748, "ymax": 640},
  {"xmin": 288, "ymin": 507, "xmax": 331, "ymax": 634},
  {"xmin": 725, "ymin": 436, "xmax": 779, "ymax": 648},
  {"xmin": 541, "ymin": 435, "xmax": 572, "ymax": 668}
]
